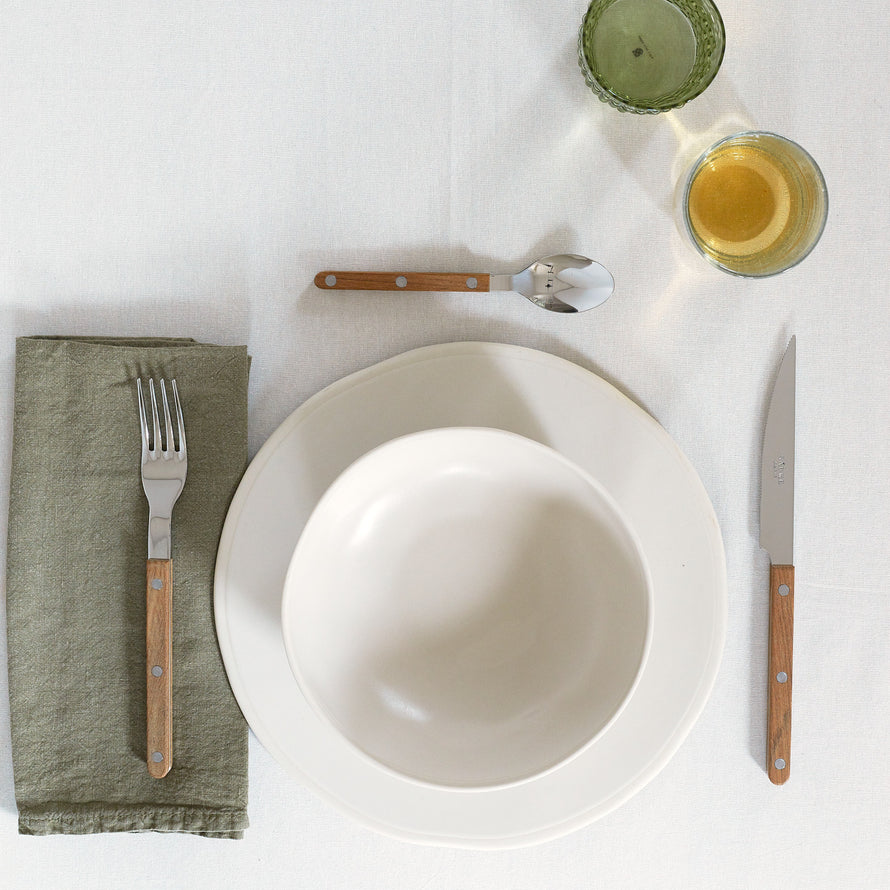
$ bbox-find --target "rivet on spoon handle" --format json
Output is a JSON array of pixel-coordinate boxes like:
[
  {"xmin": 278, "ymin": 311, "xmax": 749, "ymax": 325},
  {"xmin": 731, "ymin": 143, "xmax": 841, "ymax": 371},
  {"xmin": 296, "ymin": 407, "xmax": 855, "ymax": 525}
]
[{"xmin": 315, "ymin": 271, "xmax": 490, "ymax": 292}]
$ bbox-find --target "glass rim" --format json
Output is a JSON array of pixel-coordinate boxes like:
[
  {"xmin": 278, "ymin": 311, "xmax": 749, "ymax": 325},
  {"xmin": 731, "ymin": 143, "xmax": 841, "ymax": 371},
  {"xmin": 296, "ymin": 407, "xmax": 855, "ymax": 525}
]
[
  {"xmin": 577, "ymin": 0, "xmax": 726, "ymax": 114},
  {"xmin": 680, "ymin": 130, "xmax": 829, "ymax": 278}
]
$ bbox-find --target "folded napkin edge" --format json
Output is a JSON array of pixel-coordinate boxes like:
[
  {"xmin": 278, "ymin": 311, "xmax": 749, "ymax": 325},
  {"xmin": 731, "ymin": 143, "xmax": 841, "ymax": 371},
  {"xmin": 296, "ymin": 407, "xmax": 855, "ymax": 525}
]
[
  {"xmin": 19, "ymin": 335, "xmax": 199, "ymax": 344},
  {"xmin": 18, "ymin": 802, "xmax": 248, "ymax": 839}
]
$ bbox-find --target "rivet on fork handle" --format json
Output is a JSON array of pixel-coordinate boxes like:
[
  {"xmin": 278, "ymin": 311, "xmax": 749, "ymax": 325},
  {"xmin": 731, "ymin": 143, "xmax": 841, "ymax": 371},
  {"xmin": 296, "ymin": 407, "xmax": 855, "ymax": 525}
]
[{"xmin": 146, "ymin": 558, "xmax": 172, "ymax": 778}]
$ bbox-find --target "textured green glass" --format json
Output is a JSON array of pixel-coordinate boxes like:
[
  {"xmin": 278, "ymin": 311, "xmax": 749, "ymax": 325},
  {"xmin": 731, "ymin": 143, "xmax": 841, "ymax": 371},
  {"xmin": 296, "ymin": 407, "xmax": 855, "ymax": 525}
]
[{"xmin": 578, "ymin": 0, "xmax": 725, "ymax": 114}]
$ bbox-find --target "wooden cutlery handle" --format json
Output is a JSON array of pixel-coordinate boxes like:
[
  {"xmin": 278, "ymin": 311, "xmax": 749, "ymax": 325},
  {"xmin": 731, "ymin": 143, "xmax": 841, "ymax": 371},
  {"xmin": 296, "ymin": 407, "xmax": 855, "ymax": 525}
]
[
  {"xmin": 767, "ymin": 564, "xmax": 794, "ymax": 785},
  {"xmin": 314, "ymin": 270, "xmax": 491, "ymax": 292},
  {"xmin": 146, "ymin": 558, "xmax": 173, "ymax": 778}
]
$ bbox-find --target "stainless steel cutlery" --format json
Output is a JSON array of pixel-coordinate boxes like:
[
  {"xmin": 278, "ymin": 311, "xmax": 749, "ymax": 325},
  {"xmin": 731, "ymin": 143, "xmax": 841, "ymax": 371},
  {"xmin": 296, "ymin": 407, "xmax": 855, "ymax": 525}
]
[
  {"xmin": 759, "ymin": 338, "xmax": 796, "ymax": 784},
  {"xmin": 137, "ymin": 378, "xmax": 188, "ymax": 778},
  {"xmin": 314, "ymin": 254, "xmax": 615, "ymax": 313}
]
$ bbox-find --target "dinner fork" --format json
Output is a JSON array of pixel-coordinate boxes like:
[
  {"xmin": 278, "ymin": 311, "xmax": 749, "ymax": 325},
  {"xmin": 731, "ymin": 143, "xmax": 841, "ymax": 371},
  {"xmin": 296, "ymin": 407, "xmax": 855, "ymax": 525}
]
[{"xmin": 137, "ymin": 378, "xmax": 188, "ymax": 778}]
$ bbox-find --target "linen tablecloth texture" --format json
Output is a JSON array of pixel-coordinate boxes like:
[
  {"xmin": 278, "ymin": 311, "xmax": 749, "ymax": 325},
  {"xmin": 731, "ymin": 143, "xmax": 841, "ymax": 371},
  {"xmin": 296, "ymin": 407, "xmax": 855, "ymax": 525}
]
[{"xmin": 6, "ymin": 337, "xmax": 250, "ymax": 837}]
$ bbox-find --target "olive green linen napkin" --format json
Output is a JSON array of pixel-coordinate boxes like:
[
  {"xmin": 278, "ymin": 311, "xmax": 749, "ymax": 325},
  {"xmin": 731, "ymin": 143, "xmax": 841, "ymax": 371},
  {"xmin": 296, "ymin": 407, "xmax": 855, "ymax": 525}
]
[{"xmin": 6, "ymin": 336, "xmax": 250, "ymax": 837}]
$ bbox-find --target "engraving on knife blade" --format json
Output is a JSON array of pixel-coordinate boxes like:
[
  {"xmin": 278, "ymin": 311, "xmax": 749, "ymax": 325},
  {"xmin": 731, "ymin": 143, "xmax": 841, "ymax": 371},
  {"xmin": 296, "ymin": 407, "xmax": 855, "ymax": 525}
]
[{"xmin": 772, "ymin": 456, "xmax": 786, "ymax": 485}]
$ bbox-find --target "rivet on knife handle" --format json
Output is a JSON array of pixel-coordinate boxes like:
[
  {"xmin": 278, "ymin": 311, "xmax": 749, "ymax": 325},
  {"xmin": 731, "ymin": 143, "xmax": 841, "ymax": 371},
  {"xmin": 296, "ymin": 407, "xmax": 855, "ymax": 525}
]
[
  {"xmin": 146, "ymin": 558, "xmax": 173, "ymax": 778},
  {"xmin": 767, "ymin": 564, "xmax": 794, "ymax": 784}
]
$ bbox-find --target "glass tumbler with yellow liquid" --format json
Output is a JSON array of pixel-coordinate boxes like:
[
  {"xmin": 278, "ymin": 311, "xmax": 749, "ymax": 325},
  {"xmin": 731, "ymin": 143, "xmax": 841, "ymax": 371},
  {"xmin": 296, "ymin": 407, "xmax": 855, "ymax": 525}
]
[
  {"xmin": 578, "ymin": 0, "xmax": 724, "ymax": 113},
  {"xmin": 680, "ymin": 132, "xmax": 828, "ymax": 277}
]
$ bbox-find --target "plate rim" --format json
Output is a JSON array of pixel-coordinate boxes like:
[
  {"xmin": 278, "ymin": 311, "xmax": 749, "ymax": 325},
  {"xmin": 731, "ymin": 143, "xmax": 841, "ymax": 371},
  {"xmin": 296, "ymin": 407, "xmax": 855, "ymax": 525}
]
[{"xmin": 214, "ymin": 341, "xmax": 727, "ymax": 847}]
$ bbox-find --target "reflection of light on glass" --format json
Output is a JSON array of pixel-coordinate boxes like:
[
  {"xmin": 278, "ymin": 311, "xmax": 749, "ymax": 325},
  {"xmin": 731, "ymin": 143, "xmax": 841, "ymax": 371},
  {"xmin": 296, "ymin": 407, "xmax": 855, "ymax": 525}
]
[
  {"xmin": 666, "ymin": 112, "xmax": 692, "ymax": 144},
  {"xmin": 665, "ymin": 111, "xmax": 758, "ymax": 181},
  {"xmin": 644, "ymin": 110, "xmax": 758, "ymax": 325}
]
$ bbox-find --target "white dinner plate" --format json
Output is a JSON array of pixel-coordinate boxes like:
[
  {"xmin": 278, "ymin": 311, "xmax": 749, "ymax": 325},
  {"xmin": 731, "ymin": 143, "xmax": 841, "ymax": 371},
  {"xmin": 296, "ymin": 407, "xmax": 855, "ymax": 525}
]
[{"xmin": 214, "ymin": 342, "xmax": 727, "ymax": 848}]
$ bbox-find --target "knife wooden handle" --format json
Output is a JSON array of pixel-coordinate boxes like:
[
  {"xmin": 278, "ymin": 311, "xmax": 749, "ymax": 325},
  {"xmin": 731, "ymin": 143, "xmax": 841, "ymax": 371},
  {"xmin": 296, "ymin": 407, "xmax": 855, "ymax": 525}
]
[
  {"xmin": 767, "ymin": 563, "xmax": 794, "ymax": 785},
  {"xmin": 146, "ymin": 558, "xmax": 172, "ymax": 778},
  {"xmin": 314, "ymin": 271, "xmax": 491, "ymax": 292}
]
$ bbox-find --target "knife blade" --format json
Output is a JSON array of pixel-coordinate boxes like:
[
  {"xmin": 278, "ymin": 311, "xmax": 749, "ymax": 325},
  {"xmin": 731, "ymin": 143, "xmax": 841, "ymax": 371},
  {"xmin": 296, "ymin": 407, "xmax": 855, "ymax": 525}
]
[{"xmin": 759, "ymin": 336, "xmax": 796, "ymax": 785}]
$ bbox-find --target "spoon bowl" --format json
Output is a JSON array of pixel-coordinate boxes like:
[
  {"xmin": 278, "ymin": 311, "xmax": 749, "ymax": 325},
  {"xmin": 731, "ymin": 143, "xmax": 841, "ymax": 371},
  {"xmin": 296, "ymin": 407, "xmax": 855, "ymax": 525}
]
[{"xmin": 493, "ymin": 254, "xmax": 615, "ymax": 313}]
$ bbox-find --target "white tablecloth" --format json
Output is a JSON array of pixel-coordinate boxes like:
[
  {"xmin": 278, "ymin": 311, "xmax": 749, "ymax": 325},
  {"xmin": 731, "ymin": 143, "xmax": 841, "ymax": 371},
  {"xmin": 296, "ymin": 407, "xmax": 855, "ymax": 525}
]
[{"xmin": 2, "ymin": 1, "xmax": 888, "ymax": 887}]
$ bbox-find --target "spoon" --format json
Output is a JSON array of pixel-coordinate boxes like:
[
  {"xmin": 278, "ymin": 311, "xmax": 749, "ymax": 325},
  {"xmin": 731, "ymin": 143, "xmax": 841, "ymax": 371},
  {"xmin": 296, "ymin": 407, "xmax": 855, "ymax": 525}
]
[{"xmin": 314, "ymin": 254, "xmax": 614, "ymax": 313}]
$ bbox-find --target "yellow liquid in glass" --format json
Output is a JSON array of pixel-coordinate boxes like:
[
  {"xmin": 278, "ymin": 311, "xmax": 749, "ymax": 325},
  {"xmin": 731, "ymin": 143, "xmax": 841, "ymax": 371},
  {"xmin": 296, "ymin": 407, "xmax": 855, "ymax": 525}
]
[{"xmin": 687, "ymin": 143, "xmax": 794, "ymax": 262}]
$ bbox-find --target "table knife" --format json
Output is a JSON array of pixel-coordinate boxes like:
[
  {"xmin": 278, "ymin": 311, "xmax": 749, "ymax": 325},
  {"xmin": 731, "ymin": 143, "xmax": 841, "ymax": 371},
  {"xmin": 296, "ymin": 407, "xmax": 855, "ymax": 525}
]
[{"xmin": 759, "ymin": 336, "xmax": 796, "ymax": 785}]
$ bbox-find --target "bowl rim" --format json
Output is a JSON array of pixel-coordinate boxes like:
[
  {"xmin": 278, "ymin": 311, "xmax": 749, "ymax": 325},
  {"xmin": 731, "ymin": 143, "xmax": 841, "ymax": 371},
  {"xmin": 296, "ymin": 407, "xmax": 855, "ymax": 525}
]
[{"xmin": 280, "ymin": 426, "xmax": 654, "ymax": 792}]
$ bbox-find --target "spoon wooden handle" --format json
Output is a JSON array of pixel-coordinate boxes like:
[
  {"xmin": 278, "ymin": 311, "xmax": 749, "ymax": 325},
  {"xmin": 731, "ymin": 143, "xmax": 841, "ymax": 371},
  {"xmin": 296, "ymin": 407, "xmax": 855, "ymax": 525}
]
[
  {"xmin": 315, "ymin": 271, "xmax": 491, "ymax": 292},
  {"xmin": 767, "ymin": 563, "xmax": 794, "ymax": 784}
]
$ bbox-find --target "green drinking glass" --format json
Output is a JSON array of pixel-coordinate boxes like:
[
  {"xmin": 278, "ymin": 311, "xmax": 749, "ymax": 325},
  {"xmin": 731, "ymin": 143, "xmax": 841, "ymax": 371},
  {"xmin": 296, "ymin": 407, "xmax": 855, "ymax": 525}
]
[{"xmin": 578, "ymin": 0, "xmax": 725, "ymax": 114}]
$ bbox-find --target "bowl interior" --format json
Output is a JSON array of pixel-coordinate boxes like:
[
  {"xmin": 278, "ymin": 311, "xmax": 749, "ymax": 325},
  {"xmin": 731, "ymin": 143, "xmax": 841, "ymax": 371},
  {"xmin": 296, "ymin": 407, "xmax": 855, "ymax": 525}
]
[{"xmin": 281, "ymin": 428, "xmax": 652, "ymax": 789}]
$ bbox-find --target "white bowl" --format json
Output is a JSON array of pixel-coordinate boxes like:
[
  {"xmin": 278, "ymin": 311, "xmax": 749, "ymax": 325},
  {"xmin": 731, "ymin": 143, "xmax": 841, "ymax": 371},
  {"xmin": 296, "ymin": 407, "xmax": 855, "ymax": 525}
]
[{"xmin": 281, "ymin": 428, "xmax": 652, "ymax": 790}]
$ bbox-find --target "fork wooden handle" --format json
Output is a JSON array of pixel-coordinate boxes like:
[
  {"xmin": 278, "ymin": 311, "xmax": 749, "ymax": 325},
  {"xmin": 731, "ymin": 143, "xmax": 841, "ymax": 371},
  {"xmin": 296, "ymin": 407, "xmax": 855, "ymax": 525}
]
[
  {"xmin": 146, "ymin": 558, "xmax": 173, "ymax": 778},
  {"xmin": 767, "ymin": 563, "xmax": 794, "ymax": 785},
  {"xmin": 314, "ymin": 271, "xmax": 491, "ymax": 292}
]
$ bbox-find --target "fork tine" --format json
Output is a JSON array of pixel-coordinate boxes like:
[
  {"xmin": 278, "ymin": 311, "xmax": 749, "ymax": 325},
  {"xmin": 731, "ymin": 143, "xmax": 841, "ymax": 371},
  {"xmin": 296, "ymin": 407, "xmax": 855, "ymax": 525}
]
[
  {"xmin": 137, "ymin": 379, "xmax": 151, "ymax": 453},
  {"xmin": 171, "ymin": 379, "xmax": 186, "ymax": 456},
  {"xmin": 148, "ymin": 379, "xmax": 161, "ymax": 455},
  {"xmin": 159, "ymin": 378, "xmax": 175, "ymax": 453}
]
